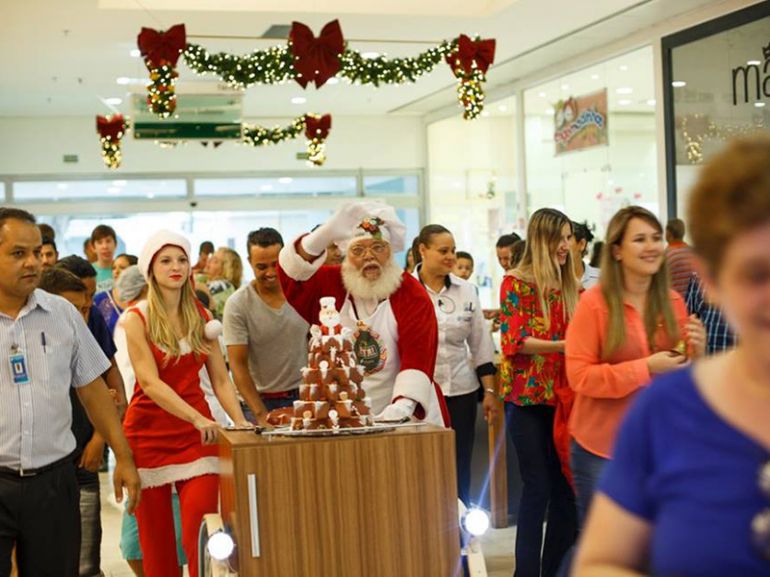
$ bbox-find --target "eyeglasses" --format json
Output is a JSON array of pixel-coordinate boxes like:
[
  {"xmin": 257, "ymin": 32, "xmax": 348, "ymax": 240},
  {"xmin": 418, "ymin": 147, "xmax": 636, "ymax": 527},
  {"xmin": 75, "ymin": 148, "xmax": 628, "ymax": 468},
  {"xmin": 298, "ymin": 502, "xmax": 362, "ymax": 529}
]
[
  {"xmin": 751, "ymin": 460, "xmax": 770, "ymax": 560},
  {"xmin": 349, "ymin": 242, "xmax": 388, "ymax": 258}
]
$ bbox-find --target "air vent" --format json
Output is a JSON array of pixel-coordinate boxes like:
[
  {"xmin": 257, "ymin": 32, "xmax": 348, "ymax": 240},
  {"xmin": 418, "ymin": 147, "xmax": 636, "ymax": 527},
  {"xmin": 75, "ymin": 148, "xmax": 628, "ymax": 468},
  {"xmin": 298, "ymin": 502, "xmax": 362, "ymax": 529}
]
[{"xmin": 262, "ymin": 25, "xmax": 291, "ymax": 39}]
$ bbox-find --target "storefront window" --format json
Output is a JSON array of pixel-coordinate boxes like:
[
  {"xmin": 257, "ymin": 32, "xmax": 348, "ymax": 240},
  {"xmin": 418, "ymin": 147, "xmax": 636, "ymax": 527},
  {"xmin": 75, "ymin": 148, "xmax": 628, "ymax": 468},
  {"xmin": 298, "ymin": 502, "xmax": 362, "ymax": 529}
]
[
  {"xmin": 524, "ymin": 46, "xmax": 658, "ymax": 236},
  {"xmin": 663, "ymin": 3, "xmax": 770, "ymax": 217}
]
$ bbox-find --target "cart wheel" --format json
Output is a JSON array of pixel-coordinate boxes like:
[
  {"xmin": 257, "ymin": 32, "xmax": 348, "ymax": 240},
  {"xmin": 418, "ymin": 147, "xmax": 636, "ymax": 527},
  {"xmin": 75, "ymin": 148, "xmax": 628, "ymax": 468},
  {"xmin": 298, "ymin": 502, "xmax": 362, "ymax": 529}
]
[{"xmin": 198, "ymin": 513, "xmax": 237, "ymax": 577}]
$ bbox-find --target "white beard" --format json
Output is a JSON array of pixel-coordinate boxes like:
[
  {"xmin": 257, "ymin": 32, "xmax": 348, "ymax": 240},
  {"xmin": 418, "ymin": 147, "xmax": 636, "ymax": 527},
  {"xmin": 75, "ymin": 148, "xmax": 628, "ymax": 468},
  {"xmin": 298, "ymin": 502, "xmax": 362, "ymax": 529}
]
[{"xmin": 341, "ymin": 258, "xmax": 403, "ymax": 302}]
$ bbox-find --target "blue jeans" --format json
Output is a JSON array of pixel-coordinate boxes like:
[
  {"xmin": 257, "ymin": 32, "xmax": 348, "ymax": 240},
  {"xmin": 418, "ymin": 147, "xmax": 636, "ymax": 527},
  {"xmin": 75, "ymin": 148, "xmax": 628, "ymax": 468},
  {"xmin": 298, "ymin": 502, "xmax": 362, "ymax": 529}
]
[
  {"xmin": 505, "ymin": 403, "xmax": 577, "ymax": 577},
  {"xmin": 241, "ymin": 391, "xmax": 298, "ymax": 423},
  {"xmin": 570, "ymin": 439, "xmax": 609, "ymax": 526}
]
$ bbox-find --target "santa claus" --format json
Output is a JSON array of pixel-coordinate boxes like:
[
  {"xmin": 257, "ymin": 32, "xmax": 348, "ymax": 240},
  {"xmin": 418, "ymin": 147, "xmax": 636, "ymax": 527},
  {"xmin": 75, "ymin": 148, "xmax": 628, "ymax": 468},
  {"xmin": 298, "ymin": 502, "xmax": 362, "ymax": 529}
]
[{"xmin": 278, "ymin": 201, "xmax": 448, "ymax": 425}]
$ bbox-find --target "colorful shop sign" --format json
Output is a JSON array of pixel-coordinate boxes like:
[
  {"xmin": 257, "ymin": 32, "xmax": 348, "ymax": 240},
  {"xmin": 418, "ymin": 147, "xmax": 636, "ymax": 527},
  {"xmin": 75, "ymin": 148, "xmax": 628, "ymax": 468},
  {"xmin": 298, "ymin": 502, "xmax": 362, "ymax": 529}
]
[{"xmin": 553, "ymin": 89, "xmax": 608, "ymax": 156}]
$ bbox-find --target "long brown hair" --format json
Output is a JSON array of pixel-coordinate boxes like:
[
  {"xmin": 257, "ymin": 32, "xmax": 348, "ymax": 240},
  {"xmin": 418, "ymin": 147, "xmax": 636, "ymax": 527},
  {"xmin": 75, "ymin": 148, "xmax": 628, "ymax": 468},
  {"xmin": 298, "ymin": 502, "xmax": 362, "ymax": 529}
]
[
  {"xmin": 513, "ymin": 208, "xmax": 579, "ymax": 327},
  {"xmin": 600, "ymin": 206, "xmax": 678, "ymax": 356}
]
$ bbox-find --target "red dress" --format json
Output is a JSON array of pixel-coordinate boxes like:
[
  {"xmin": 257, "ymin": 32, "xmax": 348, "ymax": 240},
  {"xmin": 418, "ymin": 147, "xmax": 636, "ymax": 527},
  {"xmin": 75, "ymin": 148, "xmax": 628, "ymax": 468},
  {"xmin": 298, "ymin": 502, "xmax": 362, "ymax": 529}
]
[{"xmin": 123, "ymin": 302, "xmax": 219, "ymax": 488}]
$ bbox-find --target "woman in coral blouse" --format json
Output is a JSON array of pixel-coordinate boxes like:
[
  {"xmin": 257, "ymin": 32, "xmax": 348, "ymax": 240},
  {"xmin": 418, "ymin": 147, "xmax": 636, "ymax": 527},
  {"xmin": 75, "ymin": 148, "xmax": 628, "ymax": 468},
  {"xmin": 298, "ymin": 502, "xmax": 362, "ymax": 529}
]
[
  {"xmin": 565, "ymin": 206, "xmax": 705, "ymax": 527},
  {"xmin": 499, "ymin": 208, "xmax": 580, "ymax": 577}
]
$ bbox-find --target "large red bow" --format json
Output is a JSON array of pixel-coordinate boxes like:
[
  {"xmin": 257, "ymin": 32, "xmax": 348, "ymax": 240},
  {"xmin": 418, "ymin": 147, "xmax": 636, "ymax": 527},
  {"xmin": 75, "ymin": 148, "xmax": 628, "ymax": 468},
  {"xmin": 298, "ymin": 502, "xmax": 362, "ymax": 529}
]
[
  {"xmin": 137, "ymin": 24, "xmax": 186, "ymax": 68},
  {"xmin": 304, "ymin": 114, "xmax": 332, "ymax": 140},
  {"xmin": 96, "ymin": 115, "xmax": 126, "ymax": 140},
  {"xmin": 289, "ymin": 20, "xmax": 344, "ymax": 89},
  {"xmin": 446, "ymin": 34, "xmax": 496, "ymax": 76}
]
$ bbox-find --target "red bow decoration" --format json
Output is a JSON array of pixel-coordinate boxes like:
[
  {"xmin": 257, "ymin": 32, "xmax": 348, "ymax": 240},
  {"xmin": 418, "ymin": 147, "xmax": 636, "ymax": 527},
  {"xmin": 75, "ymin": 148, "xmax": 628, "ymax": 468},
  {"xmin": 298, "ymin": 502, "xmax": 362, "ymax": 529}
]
[
  {"xmin": 289, "ymin": 20, "xmax": 345, "ymax": 89},
  {"xmin": 304, "ymin": 114, "xmax": 332, "ymax": 140},
  {"xmin": 137, "ymin": 24, "xmax": 186, "ymax": 68},
  {"xmin": 446, "ymin": 34, "xmax": 496, "ymax": 76},
  {"xmin": 96, "ymin": 115, "xmax": 126, "ymax": 140}
]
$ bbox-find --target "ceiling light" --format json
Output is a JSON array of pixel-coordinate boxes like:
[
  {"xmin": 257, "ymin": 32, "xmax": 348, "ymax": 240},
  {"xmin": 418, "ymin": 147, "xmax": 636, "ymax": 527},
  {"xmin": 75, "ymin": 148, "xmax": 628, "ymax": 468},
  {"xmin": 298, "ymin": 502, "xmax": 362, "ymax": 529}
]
[
  {"xmin": 618, "ymin": 99, "xmax": 632, "ymax": 106},
  {"xmin": 260, "ymin": 184, "xmax": 273, "ymax": 191},
  {"xmin": 481, "ymin": 110, "xmax": 490, "ymax": 117},
  {"xmin": 104, "ymin": 97, "xmax": 122, "ymax": 106},
  {"xmin": 116, "ymin": 77, "xmax": 131, "ymax": 85},
  {"xmin": 646, "ymin": 99, "xmax": 656, "ymax": 106},
  {"xmin": 130, "ymin": 49, "xmax": 141, "ymax": 58},
  {"xmin": 290, "ymin": 97, "xmax": 306, "ymax": 104},
  {"xmin": 748, "ymin": 60, "xmax": 761, "ymax": 66},
  {"xmin": 112, "ymin": 180, "xmax": 127, "ymax": 186},
  {"xmin": 326, "ymin": 77, "xmax": 339, "ymax": 85},
  {"xmin": 672, "ymin": 81, "xmax": 686, "ymax": 88},
  {"xmin": 560, "ymin": 84, "xmax": 569, "ymax": 91},
  {"xmin": 755, "ymin": 102, "xmax": 766, "ymax": 108},
  {"xmin": 361, "ymin": 52, "xmax": 380, "ymax": 59},
  {"xmin": 591, "ymin": 74, "xmax": 600, "ymax": 80},
  {"xmin": 619, "ymin": 65, "xmax": 629, "ymax": 71},
  {"xmin": 278, "ymin": 177, "xmax": 293, "ymax": 184},
  {"xmin": 146, "ymin": 193, "xmax": 155, "ymax": 199},
  {"xmin": 615, "ymin": 87, "xmax": 633, "ymax": 95},
  {"xmin": 497, "ymin": 104, "xmax": 508, "ymax": 112},
  {"xmin": 107, "ymin": 187, "xmax": 121, "ymax": 194},
  {"xmin": 56, "ymin": 183, "xmax": 68, "ymax": 190},
  {"xmin": 538, "ymin": 91, "xmax": 547, "ymax": 98}
]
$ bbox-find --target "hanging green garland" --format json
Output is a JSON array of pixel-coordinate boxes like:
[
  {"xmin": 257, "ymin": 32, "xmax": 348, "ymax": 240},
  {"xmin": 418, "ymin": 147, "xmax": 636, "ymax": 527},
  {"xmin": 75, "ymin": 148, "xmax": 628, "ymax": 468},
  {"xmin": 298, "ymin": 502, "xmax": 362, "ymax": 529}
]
[
  {"xmin": 242, "ymin": 114, "xmax": 332, "ymax": 166},
  {"xmin": 138, "ymin": 22, "xmax": 496, "ymax": 120}
]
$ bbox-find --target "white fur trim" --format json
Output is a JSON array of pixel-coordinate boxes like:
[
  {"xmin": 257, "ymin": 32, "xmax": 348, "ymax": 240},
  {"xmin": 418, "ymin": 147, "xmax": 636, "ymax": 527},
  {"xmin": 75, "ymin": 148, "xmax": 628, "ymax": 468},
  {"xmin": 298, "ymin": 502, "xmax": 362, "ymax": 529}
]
[
  {"xmin": 204, "ymin": 319, "xmax": 223, "ymax": 340},
  {"xmin": 392, "ymin": 369, "xmax": 431, "ymax": 413},
  {"xmin": 138, "ymin": 456, "xmax": 220, "ymax": 489},
  {"xmin": 138, "ymin": 230, "xmax": 192, "ymax": 281},
  {"xmin": 278, "ymin": 238, "xmax": 327, "ymax": 281}
]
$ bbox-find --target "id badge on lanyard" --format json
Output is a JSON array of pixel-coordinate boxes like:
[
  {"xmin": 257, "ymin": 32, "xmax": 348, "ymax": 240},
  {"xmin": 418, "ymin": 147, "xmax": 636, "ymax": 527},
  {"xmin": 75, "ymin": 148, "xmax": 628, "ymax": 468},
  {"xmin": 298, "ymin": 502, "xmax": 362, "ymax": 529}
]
[{"xmin": 9, "ymin": 348, "xmax": 30, "ymax": 385}]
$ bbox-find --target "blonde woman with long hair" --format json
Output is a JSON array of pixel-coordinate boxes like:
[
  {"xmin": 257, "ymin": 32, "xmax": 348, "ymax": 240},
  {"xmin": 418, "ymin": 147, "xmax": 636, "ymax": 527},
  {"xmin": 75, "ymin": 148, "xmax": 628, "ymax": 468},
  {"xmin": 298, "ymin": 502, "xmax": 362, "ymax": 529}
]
[
  {"xmin": 122, "ymin": 231, "xmax": 250, "ymax": 577},
  {"xmin": 203, "ymin": 246, "xmax": 243, "ymax": 320},
  {"xmin": 499, "ymin": 208, "xmax": 579, "ymax": 577},
  {"xmin": 565, "ymin": 206, "xmax": 706, "ymax": 530}
]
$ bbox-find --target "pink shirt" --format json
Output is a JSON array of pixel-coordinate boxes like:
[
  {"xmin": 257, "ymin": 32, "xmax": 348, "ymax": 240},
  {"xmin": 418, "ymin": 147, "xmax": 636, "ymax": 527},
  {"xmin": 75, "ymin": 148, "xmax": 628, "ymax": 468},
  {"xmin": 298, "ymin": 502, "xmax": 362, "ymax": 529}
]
[{"xmin": 565, "ymin": 285, "xmax": 687, "ymax": 458}]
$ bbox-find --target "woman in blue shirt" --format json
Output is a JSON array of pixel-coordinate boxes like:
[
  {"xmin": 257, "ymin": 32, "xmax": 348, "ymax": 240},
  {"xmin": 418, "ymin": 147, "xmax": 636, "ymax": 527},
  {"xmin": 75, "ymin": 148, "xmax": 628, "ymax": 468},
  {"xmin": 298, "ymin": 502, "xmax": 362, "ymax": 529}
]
[{"xmin": 573, "ymin": 136, "xmax": 770, "ymax": 576}]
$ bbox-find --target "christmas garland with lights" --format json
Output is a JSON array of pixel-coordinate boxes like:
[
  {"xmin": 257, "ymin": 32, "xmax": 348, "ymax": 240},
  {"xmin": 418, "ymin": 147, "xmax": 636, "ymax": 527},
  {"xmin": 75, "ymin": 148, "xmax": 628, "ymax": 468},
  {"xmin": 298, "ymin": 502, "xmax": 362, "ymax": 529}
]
[
  {"xmin": 137, "ymin": 22, "xmax": 496, "ymax": 120},
  {"xmin": 242, "ymin": 113, "xmax": 332, "ymax": 166},
  {"xmin": 96, "ymin": 114, "xmax": 127, "ymax": 169}
]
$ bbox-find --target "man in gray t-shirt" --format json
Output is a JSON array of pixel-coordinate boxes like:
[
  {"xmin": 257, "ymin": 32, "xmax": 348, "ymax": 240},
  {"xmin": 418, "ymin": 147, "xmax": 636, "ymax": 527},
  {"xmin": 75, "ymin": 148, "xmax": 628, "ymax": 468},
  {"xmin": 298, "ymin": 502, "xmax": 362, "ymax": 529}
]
[{"xmin": 223, "ymin": 228, "xmax": 309, "ymax": 425}]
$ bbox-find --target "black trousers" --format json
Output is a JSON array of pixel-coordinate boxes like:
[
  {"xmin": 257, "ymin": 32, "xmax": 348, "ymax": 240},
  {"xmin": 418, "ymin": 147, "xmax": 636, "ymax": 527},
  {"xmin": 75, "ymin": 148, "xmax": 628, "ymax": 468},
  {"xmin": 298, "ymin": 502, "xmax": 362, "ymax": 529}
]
[
  {"xmin": 0, "ymin": 460, "xmax": 80, "ymax": 577},
  {"xmin": 505, "ymin": 403, "xmax": 577, "ymax": 577},
  {"xmin": 445, "ymin": 390, "xmax": 479, "ymax": 506}
]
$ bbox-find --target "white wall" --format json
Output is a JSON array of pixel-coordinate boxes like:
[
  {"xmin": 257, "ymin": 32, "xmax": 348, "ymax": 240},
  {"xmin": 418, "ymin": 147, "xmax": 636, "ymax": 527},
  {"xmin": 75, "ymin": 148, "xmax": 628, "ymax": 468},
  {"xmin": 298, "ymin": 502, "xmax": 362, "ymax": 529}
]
[{"xmin": 0, "ymin": 115, "xmax": 426, "ymax": 175}]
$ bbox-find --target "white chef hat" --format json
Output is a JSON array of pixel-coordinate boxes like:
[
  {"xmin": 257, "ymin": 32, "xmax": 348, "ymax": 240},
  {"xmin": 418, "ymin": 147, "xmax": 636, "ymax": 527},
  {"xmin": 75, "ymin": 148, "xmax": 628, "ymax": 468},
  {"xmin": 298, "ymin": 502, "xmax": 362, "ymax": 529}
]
[
  {"xmin": 138, "ymin": 229, "xmax": 192, "ymax": 281},
  {"xmin": 339, "ymin": 201, "xmax": 406, "ymax": 254},
  {"xmin": 319, "ymin": 296, "xmax": 337, "ymax": 310}
]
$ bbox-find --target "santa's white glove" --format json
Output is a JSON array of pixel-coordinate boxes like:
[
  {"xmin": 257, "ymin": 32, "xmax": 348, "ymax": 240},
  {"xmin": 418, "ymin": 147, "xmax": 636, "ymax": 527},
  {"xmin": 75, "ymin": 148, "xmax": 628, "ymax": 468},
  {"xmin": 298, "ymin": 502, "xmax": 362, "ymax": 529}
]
[
  {"xmin": 375, "ymin": 398, "xmax": 417, "ymax": 422},
  {"xmin": 301, "ymin": 203, "xmax": 371, "ymax": 257}
]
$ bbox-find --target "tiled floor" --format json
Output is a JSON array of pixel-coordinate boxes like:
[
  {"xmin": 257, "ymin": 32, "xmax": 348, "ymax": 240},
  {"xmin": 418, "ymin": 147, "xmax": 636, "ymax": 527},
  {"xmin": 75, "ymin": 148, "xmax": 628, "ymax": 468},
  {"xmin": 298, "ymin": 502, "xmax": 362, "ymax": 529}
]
[{"xmin": 98, "ymin": 474, "xmax": 516, "ymax": 577}]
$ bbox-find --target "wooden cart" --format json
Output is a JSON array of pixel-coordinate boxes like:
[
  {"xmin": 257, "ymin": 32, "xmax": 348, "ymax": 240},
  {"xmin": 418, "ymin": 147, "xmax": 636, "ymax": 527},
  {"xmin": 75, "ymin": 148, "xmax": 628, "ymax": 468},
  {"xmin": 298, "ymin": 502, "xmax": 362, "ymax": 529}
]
[{"xmin": 206, "ymin": 424, "xmax": 462, "ymax": 577}]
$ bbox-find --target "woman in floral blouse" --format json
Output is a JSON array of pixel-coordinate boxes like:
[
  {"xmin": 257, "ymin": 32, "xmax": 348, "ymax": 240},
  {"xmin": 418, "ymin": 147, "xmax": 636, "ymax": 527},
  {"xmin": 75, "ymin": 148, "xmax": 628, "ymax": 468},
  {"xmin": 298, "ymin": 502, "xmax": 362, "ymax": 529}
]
[{"xmin": 499, "ymin": 208, "xmax": 580, "ymax": 577}]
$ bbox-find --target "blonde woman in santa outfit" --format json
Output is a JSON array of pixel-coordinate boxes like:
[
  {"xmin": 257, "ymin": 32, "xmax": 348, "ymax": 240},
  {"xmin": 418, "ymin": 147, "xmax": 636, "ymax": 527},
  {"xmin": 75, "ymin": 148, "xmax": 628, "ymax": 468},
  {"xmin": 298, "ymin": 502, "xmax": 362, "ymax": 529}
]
[{"xmin": 123, "ymin": 230, "xmax": 250, "ymax": 577}]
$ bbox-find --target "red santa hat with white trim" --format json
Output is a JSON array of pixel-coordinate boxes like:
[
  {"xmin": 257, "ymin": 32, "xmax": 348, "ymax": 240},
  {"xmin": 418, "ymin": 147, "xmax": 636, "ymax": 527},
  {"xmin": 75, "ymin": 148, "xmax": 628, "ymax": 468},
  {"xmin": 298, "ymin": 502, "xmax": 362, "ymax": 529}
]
[{"xmin": 138, "ymin": 229, "xmax": 192, "ymax": 281}]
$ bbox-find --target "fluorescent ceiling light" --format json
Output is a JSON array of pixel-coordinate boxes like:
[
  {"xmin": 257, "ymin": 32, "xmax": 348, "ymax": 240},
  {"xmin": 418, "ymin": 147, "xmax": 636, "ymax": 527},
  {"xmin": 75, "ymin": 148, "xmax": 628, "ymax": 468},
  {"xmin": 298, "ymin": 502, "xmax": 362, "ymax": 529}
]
[
  {"xmin": 619, "ymin": 65, "xmax": 628, "ymax": 71},
  {"xmin": 130, "ymin": 49, "xmax": 141, "ymax": 58},
  {"xmin": 672, "ymin": 81, "xmax": 686, "ymax": 88},
  {"xmin": 755, "ymin": 102, "xmax": 766, "ymax": 108},
  {"xmin": 646, "ymin": 99, "xmax": 656, "ymax": 106},
  {"xmin": 107, "ymin": 187, "xmax": 121, "ymax": 194},
  {"xmin": 538, "ymin": 91, "xmax": 547, "ymax": 98},
  {"xmin": 290, "ymin": 96, "xmax": 306, "ymax": 104},
  {"xmin": 498, "ymin": 104, "xmax": 508, "ymax": 112},
  {"xmin": 112, "ymin": 180, "xmax": 127, "ymax": 186},
  {"xmin": 104, "ymin": 97, "xmax": 122, "ymax": 106},
  {"xmin": 615, "ymin": 87, "xmax": 633, "ymax": 95},
  {"xmin": 116, "ymin": 77, "xmax": 131, "ymax": 85},
  {"xmin": 560, "ymin": 84, "xmax": 569, "ymax": 91},
  {"xmin": 326, "ymin": 77, "xmax": 339, "ymax": 85},
  {"xmin": 618, "ymin": 99, "xmax": 632, "ymax": 106},
  {"xmin": 481, "ymin": 110, "xmax": 490, "ymax": 117},
  {"xmin": 56, "ymin": 183, "xmax": 68, "ymax": 190},
  {"xmin": 748, "ymin": 60, "xmax": 761, "ymax": 66},
  {"xmin": 278, "ymin": 177, "xmax": 293, "ymax": 184},
  {"xmin": 591, "ymin": 74, "xmax": 600, "ymax": 80},
  {"xmin": 361, "ymin": 52, "xmax": 380, "ymax": 59}
]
